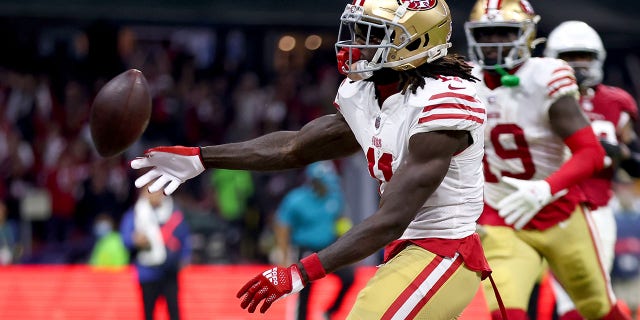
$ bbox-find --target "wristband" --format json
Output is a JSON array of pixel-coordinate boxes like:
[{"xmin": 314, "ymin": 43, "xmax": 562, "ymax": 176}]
[{"xmin": 300, "ymin": 253, "xmax": 326, "ymax": 283}]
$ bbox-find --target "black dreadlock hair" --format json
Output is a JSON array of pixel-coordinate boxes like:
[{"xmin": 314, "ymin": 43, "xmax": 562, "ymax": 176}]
[
  {"xmin": 365, "ymin": 54, "xmax": 479, "ymax": 96},
  {"xmin": 399, "ymin": 54, "xmax": 479, "ymax": 94}
]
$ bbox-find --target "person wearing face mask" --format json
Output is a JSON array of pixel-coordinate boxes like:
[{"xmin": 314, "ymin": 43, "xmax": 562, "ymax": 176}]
[
  {"xmin": 89, "ymin": 213, "xmax": 129, "ymax": 268},
  {"xmin": 542, "ymin": 20, "xmax": 640, "ymax": 320},
  {"xmin": 120, "ymin": 186, "xmax": 191, "ymax": 320}
]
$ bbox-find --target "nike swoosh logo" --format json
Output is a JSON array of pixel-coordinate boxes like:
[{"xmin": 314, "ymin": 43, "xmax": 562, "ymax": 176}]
[{"xmin": 448, "ymin": 84, "xmax": 465, "ymax": 90}]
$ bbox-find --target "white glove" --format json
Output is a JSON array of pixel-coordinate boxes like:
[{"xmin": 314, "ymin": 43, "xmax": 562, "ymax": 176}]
[
  {"xmin": 497, "ymin": 177, "xmax": 567, "ymax": 230},
  {"xmin": 130, "ymin": 146, "xmax": 205, "ymax": 195}
]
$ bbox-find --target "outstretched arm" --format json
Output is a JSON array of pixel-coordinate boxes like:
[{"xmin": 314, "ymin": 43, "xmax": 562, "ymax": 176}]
[
  {"xmin": 132, "ymin": 112, "xmax": 360, "ymax": 194},
  {"xmin": 201, "ymin": 112, "xmax": 360, "ymax": 170}
]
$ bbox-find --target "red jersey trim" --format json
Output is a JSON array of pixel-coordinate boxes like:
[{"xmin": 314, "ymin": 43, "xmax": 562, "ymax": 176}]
[
  {"xmin": 429, "ymin": 92, "xmax": 480, "ymax": 103},
  {"xmin": 552, "ymin": 66, "xmax": 573, "ymax": 74},
  {"xmin": 549, "ymin": 82, "xmax": 577, "ymax": 97},
  {"xmin": 548, "ymin": 75, "xmax": 576, "ymax": 88},
  {"xmin": 422, "ymin": 103, "xmax": 485, "ymax": 114},
  {"xmin": 418, "ymin": 114, "xmax": 485, "ymax": 124},
  {"xmin": 383, "ymin": 234, "xmax": 491, "ymax": 279}
]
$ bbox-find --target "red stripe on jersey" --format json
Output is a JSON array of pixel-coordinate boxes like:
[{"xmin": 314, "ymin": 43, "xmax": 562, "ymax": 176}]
[
  {"xmin": 548, "ymin": 82, "xmax": 577, "ymax": 97},
  {"xmin": 405, "ymin": 256, "xmax": 464, "ymax": 319},
  {"xmin": 353, "ymin": 0, "xmax": 365, "ymax": 5},
  {"xmin": 418, "ymin": 114, "xmax": 485, "ymax": 124},
  {"xmin": 333, "ymin": 101, "xmax": 340, "ymax": 110},
  {"xmin": 552, "ymin": 66, "xmax": 573, "ymax": 74},
  {"xmin": 429, "ymin": 92, "xmax": 479, "ymax": 103},
  {"xmin": 548, "ymin": 75, "xmax": 576, "ymax": 87},
  {"xmin": 422, "ymin": 103, "xmax": 485, "ymax": 114}
]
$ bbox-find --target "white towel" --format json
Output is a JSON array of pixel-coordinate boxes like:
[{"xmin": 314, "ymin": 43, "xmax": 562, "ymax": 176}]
[{"xmin": 134, "ymin": 197, "xmax": 174, "ymax": 266}]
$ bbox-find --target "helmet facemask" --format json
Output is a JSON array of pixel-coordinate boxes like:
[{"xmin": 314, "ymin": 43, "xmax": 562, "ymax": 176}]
[
  {"xmin": 465, "ymin": 22, "xmax": 536, "ymax": 70},
  {"xmin": 464, "ymin": 0, "xmax": 540, "ymax": 70},
  {"xmin": 335, "ymin": 0, "xmax": 452, "ymax": 76},
  {"xmin": 336, "ymin": 4, "xmax": 408, "ymax": 75},
  {"xmin": 558, "ymin": 51, "xmax": 603, "ymax": 89}
]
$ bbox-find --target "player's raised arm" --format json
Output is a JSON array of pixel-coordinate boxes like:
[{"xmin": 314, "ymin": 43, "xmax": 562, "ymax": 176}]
[{"xmin": 130, "ymin": 112, "xmax": 360, "ymax": 195}]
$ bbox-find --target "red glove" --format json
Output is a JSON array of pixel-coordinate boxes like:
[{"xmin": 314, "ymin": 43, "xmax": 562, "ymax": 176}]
[
  {"xmin": 130, "ymin": 146, "xmax": 205, "ymax": 195},
  {"xmin": 237, "ymin": 253, "xmax": 326, "ymax": 313},
  {"xmin": 237, "ymin": 264, "xmax": 304, "ymax": 313}
]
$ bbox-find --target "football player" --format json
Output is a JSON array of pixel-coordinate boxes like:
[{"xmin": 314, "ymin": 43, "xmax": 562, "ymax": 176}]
[
  {"xmin": 543, "ymin": 20, "xmax": 640, "ymax": 320},
  {"xmin": 464, "ymin": 0, "xmax": 630, "ymax": 319},
  {"xmin": 130, "ymin": 0, "xmax": 493, "ymax": 318}
]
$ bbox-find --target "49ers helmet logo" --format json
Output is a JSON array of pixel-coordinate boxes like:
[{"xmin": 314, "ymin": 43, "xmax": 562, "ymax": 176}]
[
  {"xmin": 397, "ymin": 0, "xmax": 438, "ymax": 10},
  {"xmin": 519, "ymin": 0, "xmax": 535, "ymax": 15}
]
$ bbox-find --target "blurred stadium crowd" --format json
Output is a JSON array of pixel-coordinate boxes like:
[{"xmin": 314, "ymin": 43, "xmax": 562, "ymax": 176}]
[
  {"xmin": 1, "ymin": 14, "xmax": 639, "ymax": 272},
  {"xmin": 0, "ymin": 20, "xmax": 355, "ymax": 265}
]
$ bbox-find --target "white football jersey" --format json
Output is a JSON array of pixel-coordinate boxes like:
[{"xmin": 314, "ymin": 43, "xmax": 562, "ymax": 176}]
[
  {"xmin": 334, "ymin": 76, "xmax": 486, "ymax": 239},
  {"xmin": 472, "ymin": 57, "xmax": 579, "ymax": 209}
]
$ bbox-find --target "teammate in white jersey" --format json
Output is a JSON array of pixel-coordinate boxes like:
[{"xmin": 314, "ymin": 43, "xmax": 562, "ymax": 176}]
[
  {"xmin": 129, "ymin": 0, "xmax": 493, "ymax": 318},
  {"xmin": 465, "ymin": 0, "xmax": 629, "ymax": 319},
  {"xmin": 543, "ymin": 20, "xmax": 640, "ymax": 320}
]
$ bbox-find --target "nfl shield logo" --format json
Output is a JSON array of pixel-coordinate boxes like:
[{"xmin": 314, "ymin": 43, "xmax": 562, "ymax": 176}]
[{"xmin": 375, "ymin": 116, "xmax": 381, "ymax": 129}]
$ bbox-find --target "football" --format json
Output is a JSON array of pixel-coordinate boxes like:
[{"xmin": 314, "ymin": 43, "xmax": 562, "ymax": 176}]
[{"xmin": 90, "ymin": 69, "xmax": 152, "ymax": 157}]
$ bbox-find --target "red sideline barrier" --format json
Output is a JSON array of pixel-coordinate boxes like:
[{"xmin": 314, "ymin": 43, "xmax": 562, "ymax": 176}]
[{"xmin": 0, "ymin": 265, "xmax": 491, "ymax": 320}]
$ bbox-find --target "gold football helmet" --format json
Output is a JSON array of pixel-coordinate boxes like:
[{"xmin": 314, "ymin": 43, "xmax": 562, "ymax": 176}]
[
  {"xmin": 464, "ymin": 0, "xmax": 540, "ymax": 70},
  {"xmin": 335, "ymin": 0, "xmax": 452, "ymax": 75}
]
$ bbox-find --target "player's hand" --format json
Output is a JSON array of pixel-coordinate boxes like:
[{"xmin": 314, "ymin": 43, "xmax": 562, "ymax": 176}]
[
  {"xmin": 237, "ymin": 264, "xmax": 305, "ymax": 313},
  {"xmin": 497, "ymin": 177, "xmax": 567, "ymax": 229},
  {"xmin": 130, "ymin": 146, "xmax": 205, "ymax": 195}
]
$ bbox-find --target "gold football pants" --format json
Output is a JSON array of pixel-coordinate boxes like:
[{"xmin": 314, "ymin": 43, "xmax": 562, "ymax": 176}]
[
  {"xmin": 347, "ymin": 245, "xmax": 482, "ymax": 320},
  {"xmin": 481, "ymin": 205, "xmax": 617, "ymax": 319}
]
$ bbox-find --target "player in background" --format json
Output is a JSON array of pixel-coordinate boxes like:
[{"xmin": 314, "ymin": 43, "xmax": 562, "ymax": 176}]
[
  {"xmin": 464, "ymin": 0, "xmax": 629, "ymax": 319},
  {"xmin": 130, "ymin": 0, "xmax": 493, "ymax": 318},
  {"xmin": 543, "ymin": 20, "xmax": 640, "ymax": 320}
]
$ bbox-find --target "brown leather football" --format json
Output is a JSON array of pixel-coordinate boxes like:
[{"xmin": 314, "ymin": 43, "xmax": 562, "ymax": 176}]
[{"xmin": 90, "ymin": 69, "xmax": 151, "ymax": 157}]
